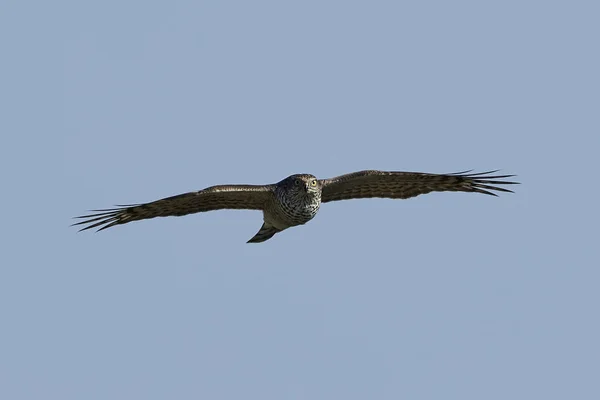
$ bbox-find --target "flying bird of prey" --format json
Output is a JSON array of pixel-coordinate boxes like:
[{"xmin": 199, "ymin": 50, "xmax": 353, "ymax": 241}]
[{"xmin": 73, "ymin": 170, "xmax": 518, "ymax": 243}]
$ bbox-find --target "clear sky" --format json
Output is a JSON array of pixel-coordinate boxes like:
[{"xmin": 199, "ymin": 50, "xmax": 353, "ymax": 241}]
[{"xmin": 2, "ymin": 1, "xmax": 599, "ymax": 399}]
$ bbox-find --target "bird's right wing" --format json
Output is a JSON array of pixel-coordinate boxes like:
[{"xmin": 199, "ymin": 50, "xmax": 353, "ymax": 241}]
[
  {"xmin": 73, "ymin": 184, "xmax": 274, "ymax": 232},
  {"xmin": 319, "ymin": 170, "xmax": 518, "ymax": 203}
]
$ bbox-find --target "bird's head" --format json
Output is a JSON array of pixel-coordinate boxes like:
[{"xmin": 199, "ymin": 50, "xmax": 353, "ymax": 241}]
[{"xmin": 280, "ymin": 174, "xmax": 321, "ymax": 195}]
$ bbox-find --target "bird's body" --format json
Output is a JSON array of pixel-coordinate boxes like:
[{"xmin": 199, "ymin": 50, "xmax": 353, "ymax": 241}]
[
  {"xmin": 271, "ymin": 174, "xmax": 322, "ymax": 226},
  {"xmin": 250, "ymin": 174, "xmax": 322, "ymax": 242},
  {"xmin": 74, "ymin": 169, "xmax": 518, "ymax": 243}
]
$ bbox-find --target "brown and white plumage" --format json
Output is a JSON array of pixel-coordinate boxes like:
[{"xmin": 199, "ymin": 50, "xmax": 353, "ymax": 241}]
[
  {"xmin": 73, "ymin": 170, "xmax": 518, "ymax": 243},
  {"xmin": 74, "ymin": 185, "xmax": 273, "ymax": 232},
  {"xmin": 319, "ymin": 170, "xmax": 515, "ymax": 202}
]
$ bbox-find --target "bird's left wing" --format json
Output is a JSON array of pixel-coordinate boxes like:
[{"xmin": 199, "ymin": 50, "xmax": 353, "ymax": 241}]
[
  {"xmin": 318, "ymin": 170, "xmax": 518, "ymax": 203},
  {"xmin": 73, "ymin": 184, "xmax": 274, "ymax": 232}
]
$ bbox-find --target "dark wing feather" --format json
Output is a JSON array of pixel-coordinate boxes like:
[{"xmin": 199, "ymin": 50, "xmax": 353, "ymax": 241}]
[
  {"xmin": 73, "ymin": 184, "xmax": 274, "ymax": 232},
  {"xmin": 319, "ymin": 170, "xmax": 518, "ymax": 203}
]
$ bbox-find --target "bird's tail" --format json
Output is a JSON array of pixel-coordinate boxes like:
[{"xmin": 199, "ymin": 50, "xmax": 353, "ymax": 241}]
[{"xmin": 247, "ymin": 223, "xmax": 280, "ymax": 243}]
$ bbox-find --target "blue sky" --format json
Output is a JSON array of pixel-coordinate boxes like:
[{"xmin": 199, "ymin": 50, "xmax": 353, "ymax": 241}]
[{"xmin": 2, "ymin": 1, "xmax": 599, "ymax": 399}]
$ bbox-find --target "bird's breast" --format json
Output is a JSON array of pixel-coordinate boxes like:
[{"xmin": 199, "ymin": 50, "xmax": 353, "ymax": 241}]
[{"xmin": 274, "ymin": 192, "xmax": 321, "ymax": 226}]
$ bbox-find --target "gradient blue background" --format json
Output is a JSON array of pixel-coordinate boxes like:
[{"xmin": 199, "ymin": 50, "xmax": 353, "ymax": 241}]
[{"xmin": 2, "ymin": 1, "xmax": 599, "ymax": 399}]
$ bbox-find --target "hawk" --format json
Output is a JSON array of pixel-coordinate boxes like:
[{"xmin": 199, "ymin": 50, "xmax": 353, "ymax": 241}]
[{"xmin": 73, "ymin": 170, "xmax": 518, "ymax": 243}]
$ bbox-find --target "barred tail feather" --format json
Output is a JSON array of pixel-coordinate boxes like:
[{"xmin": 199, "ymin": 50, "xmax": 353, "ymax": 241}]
[{"xmin": 247, "ymin": 223, "xmax": 280, "ymax": 243}]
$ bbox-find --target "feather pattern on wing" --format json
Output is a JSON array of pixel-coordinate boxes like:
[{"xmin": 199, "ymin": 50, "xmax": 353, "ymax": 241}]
[
  {"xmin": 318, "ymin": 170, "xmax": 518, "ymax": 203},
  {"xmin": 73, "ymin": 184, "xmax": 274, "ymax": 232}
]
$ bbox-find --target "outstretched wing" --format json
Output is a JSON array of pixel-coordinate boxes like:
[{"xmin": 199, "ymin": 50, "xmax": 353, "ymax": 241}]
[
  {"xmin": 319, "ymin": 170, "xmax": 518, "ymax": 203},
  {"xmin": 73, "ymin": 184, "xmax": 274, "ymax": 232}
]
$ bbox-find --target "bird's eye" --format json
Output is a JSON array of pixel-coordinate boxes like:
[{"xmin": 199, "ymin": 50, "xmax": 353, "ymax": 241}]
[
  {"xmin": 311, "ymin": 180, "xmax": 317, "ymax": 186},
  {"xmin": 295, "ymin": 179, "xmax": 301, "ymax": 185}
]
